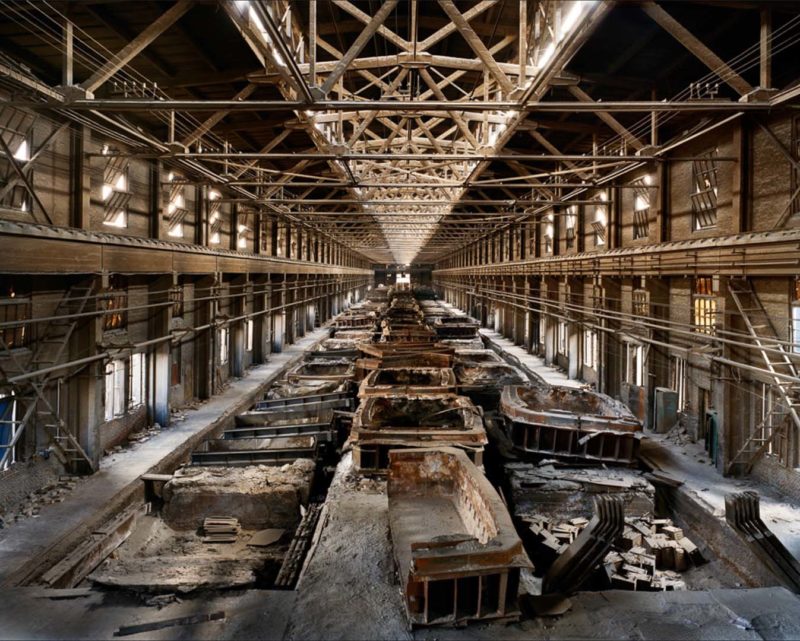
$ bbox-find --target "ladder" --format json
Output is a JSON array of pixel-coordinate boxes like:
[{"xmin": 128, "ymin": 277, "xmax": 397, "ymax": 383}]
[
  {"xmin": 726, "ymin": 278, "xmax": 800, "ymax": 474},
  {"xmin": 0, "ymin": 284, "xmax": 96, "ymax": 473}
]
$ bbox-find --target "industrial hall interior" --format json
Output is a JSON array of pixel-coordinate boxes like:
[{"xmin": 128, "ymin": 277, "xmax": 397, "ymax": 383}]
[{"xmin": 3, "ymin": 0, "xmax": 800, "ymax": 638}]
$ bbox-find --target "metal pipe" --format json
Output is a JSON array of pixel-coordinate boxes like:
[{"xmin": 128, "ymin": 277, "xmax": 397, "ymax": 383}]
[{"xmin": 6, "ymin": 277, "xmax": 369, "ymax": 384}]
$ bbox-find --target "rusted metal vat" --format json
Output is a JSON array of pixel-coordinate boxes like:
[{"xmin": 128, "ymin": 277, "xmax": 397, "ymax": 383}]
[
  {"xmin": 356, "ymin": 352, "xmax": 455, "ymax": 372},
  {"xmin": 454, "ymin": 349, "xmax": 503, "ymax": 364},
  {"xmin": 331, "ymin": 328, "xmax": 375, "ymax": 341},
  {"xmin": 351, "ymin": 394, "xmax": 487, "ymax": 473},
  {"xmin": 388, "ymin": 447, "xmax": 532, "ymax": 627},
  {"xmin": 287, "ymin": 358, "xmax": 356, "ymax": 384},
  {"xmin": 190, "ymin": 435, "xmax": 318, "ymax": 466},
  {"xmin": 358, "ymin": 367, "xmax": 458, "ymax": 398},
  {"xmin": 500, "ymin": 385, "xmax": 642, "ymax": 465}
]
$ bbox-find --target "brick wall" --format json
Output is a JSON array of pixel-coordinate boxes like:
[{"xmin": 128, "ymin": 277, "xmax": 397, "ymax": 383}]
[{"xmin": 751, "ymin": 454, "xmax": 800, "ymax": 500}]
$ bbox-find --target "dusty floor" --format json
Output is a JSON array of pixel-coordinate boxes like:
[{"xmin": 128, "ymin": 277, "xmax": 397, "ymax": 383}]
[
  {"xmin": 3, "ymin": 307, "xmax": 800, "ymax": 639},
  {"xmin": 286, "ymin": 452, "xmax": 411, "ymax": 641}
]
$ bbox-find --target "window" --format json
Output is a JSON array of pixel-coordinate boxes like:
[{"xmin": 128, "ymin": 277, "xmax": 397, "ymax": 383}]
[
  {"xmin": 632, "ymin": 176, "xmax": 653, "ymax": 240},
  {"xmin": 543, "ymin": 212, "xmax": 554, "ymax": 255},
  {"xmin": 793, "ymin": 278, "xmax": 800, "ymax": 354},
  {"xmin": 671, "ymin": 356, "xmax": 688, "ymax": 411},
  {"xmin": 166, "ymin": 173, "xmax": 189, "ymax": 238},
  {"xmin": 130, "ymin": 353, "xmax": 145, "ymax": 407},
  {"xmin": 246, "ymin": 319, "xmax": 254, "ymax": 352},
  {"xmin": 102, "ymin": 278, "xmax": 127, "ymax": 331},
  {"xmin": 237, "ymin": 223, "xmax": 248, "ymax": 249},
  {"xmin": 538, "ymin": 313, "xmax": 546, "ymax": 349},
  {"xmin": 527, "ymin": 220, "xmax": 536, "ymax": 257},
  {"xmin": 632, "ymin": 289, "xmax": 649, "ymax": 318},
  {"xmin": 276, "ymin": 222, "xmax": 286, "ymax": 257},
  {"xmin": 208, "ymin": 189, "xmax": 222, "ymax": 244},
  {"xmin": 693, "ymin": 277, "xmax": 717, "ymax": 334},
  {"xmin": 592, "ymin": 192, "xmax": 607, "ymax": 246},
  {"xmin": 0, "ymin": 287, "xmax": 30, "ymax": 350},
  {"xmin": 0, "ymin": 107, "xmax": 34, "ymax": 212},
  {"xmin": 557, "ymin": 320, "xmax": 568, "ymax": 355},
  {"xmin": 218, "ymin": 327, "xmax": 229, "ymax": 365},
  {"xmin": 565, "ymin": 206, "xmax": 577, "ymax": 249},
  {"xmin": 691, "ymin": 149, "xmax": 719, "ymax": 231},
  {"xmin": 0, "ymin": 392, "xmax": 19, "ymax": 470},
  {"xmin": 583, "ymin": 328, "xmax": 598, "ymax": 370},
  {"xmin": 101, "ymin": 151, "xmax": 130, "ymax": 228},
  {"xmin": 104, "ymin": 359, "xmax": 126, "ymax": 421},
  {"xmin": 260, "ymin": 217, "xmax": 274, "ymax": 255},
  {"xmin": 170, "ymin": 285, "xmax": 184, "ymax": 318},
  {"xmin": 625, "ymin": 342, "xmax": 646, "ymax": 387}
]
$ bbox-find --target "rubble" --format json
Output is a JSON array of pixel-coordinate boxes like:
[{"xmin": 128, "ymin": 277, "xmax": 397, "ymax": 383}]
[
  {"xmin": 161, "ymin": 460, "xmax": 315, "ymax": 530},
  {"xmin": 0, "ymin": 475, "xmax": 84, "ymax": 528},
  {"xmin": 507, "ymin": 461, "xmax": 655, "ymax": 520},
  {"xmin": 523, "ymin": 511, "xmax": 704, "ymax": 592}
]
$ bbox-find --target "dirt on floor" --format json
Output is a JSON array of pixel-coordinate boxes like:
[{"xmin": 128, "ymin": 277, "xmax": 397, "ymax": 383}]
[
  {"xmin": 88, "ymin": 514, "xmax": 287, "ymax": 593},
  {"xmin": 285, "ymin": 452, "xmax": 411, "ymax": 641}
]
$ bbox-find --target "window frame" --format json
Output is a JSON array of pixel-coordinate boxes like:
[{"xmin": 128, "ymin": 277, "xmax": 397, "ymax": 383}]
[
  {"xmin": 218, "ymin": 326, "xmax": 229, "ymax": 365},
  {"xmin": 0, "ymin": 290, "xmax": 31, "ymax": 350},
  {"xmin": 129, "ymin": 352, "xmax": 145, "ymax": 408},
  {"xmin": 102, "ymin": 278, "xmax": 128, "ymax": 332},
  {"xmin": 691, "ymin": 149, "xmax": 719, "ymax": 231},
  {"xmin": 693, "ymin": 277, "xmax": 717, "ymax": 335},
  {"xmin": 104, "ymin": 358, "xmax": 127, "ymax": 421}
]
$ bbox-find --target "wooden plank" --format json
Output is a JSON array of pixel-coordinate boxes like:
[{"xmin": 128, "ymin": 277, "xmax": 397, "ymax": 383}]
[
  {"xmin": 114, "ymin": 611, "xmax": 225, "ymax": 637},
  {"xmin": 102, "ymin": 245, "xmax": 172, "ymax": 273},
  {"xmin": 0, "ymin": 237, "xmax": 101, "ymax": 272}
]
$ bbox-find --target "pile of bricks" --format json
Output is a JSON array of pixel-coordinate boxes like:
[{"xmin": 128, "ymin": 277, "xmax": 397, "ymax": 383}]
[{"xmin": 526, "ymin": 514, "xmax": 705, "ymax": 592}]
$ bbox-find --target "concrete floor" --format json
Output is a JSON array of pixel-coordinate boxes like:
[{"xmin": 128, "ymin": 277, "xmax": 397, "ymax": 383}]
[
  {"xmin": 6, "ymin": 451, "xmax": 798, "ymax": 641},
  {"xmin": 642, "ymin": 435, "xmax": 800, "ymax": 560},
  {"xmin": 479, "ymin": 328, "xmax": 585, "ymax": 389},
  {"xmin": 3, "ymin": 310, "xmax": 800, "ymax": 640},
  {"xmin": 435, "ymin": 301, "xmax": 583, "ymax": 389},
  {"xmin": 0, "ymin": 325, "xmax": 332, "ymax": 587}
]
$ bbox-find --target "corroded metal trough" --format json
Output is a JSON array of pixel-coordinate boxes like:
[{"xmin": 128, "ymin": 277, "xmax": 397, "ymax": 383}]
[
  {"xmin": 355, "ymin": 342, "xmax": 455, "ymax": 372},
  {"xmin": 358, "ymin": 367, "xmax": 458, "ymax": 398},
  {"xmin": 351, "ymin": 394, "xmax": 487, "ymax": 473},
  {"xmin": 388, "ymin": 447, "xmax": 532, "ymax": 627},
  {"xmin": 190, "ymin": 435, "xmax": 318, "ymax": 466},
  {"xmin": 286, "ymin": 358, "xmax": 356, "ymax": 384},
  {"xmin": 501, "ymin": 385, "xmax": 642, "ymax": 465}
]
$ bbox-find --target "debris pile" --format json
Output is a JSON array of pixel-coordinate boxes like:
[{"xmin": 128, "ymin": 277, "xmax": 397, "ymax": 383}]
[
  {"xmin": 524, "ymin": 512, "xmax": 705, "ymax": 591},
  {"xmin": 0, "ymin": 475, "xmax": 81, "ymax": 527},
  {"xmin": 202, "ymin": 516, "xmax": 240, "ymax": 543},
  {"xmin": 508, "ymin": 462, "xmax": 655, "ymax": 520}
]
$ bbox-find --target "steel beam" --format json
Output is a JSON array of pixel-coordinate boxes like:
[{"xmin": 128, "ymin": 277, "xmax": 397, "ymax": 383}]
[
  {"xmin": 319, "ymin": 0, "xmax": 400, "ymax": 96},
  {"xmin": 80, "ymin": 0, "xmax": 193, "ymax": 94},
  {"xmin": 641, "ymin": 1, "xmax": 754, "ymax": 97},
  {"xmin": 15, "ymin": 99, "xmax": 775, "ymax": 112}
]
